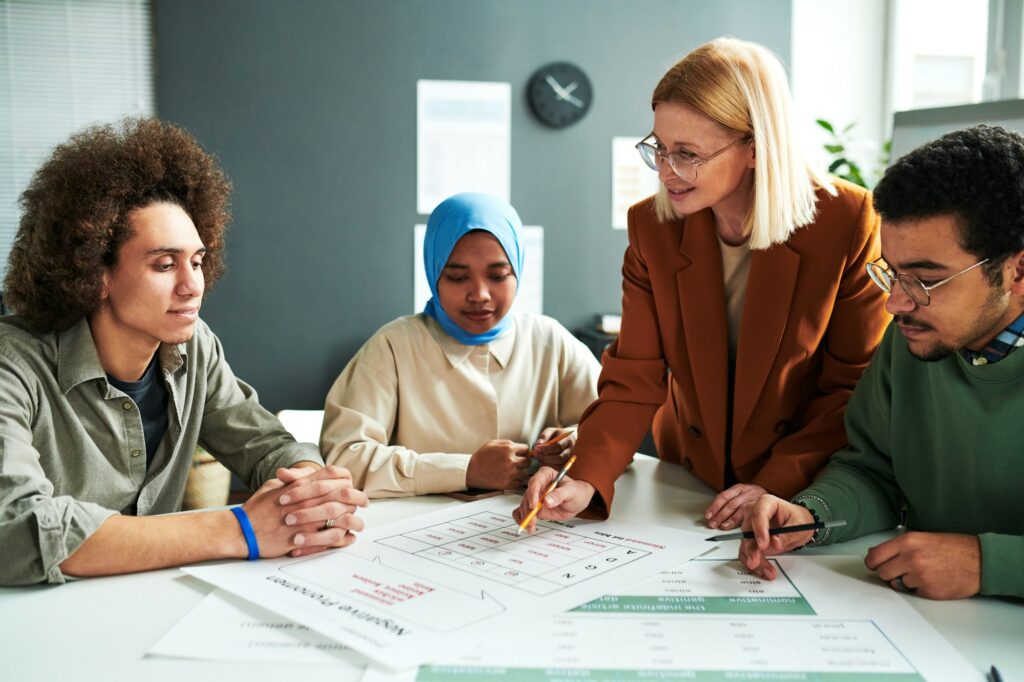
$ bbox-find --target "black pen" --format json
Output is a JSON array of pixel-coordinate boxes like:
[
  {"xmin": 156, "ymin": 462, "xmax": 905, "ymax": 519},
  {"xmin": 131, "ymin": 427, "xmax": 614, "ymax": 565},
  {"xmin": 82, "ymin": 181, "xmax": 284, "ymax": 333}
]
[
  {"xmin": 705, "ymin": 520, "xmax": 847, "ymax": 542},
  {"xmin": 990, "ymin": 665, "xmax": 1004, "ymax": 682}
]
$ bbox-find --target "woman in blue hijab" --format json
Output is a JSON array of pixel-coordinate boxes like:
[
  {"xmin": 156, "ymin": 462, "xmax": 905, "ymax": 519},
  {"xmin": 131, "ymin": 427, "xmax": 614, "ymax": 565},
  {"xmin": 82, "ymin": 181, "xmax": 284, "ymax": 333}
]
[{"xmin": 320, "ymin": 193, "xmax": 601, "ymax": 498}]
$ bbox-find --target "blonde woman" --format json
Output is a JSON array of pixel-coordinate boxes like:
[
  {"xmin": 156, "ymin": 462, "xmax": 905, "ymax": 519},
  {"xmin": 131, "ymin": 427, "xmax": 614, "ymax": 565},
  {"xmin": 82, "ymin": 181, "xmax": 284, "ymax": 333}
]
[{"xmin": 515, "ymin": 38, "xmax": 889, "ymax": 532}]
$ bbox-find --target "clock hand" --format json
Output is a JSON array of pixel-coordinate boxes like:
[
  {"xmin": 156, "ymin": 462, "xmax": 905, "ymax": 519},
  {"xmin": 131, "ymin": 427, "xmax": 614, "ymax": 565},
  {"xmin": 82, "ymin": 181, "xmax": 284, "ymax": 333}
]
[
  {"xmin": 544, "ymin": 74, "xmax": 573, "ymax": 101},
  {"xmin": 565, "ymin": 93, "xmax": 584, "ymax": 108},
  {"xmin": 563, "ymin": 82, "xmax": 578, "ymax": 95}
]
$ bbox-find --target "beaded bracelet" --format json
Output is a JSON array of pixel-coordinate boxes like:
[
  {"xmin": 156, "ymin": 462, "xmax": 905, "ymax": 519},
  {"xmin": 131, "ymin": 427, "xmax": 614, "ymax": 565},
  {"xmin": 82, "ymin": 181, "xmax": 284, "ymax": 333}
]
[{"xmin": 794, "ymin": 499, "xmax": 825, "ymax": 547}]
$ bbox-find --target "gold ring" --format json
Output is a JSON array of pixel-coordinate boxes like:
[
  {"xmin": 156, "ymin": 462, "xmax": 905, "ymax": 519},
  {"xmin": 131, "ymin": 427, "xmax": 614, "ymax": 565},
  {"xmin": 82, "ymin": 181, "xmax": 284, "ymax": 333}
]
[{"xmin": 323, "ymin": 517, "xmax": 335, "ymax": 530}]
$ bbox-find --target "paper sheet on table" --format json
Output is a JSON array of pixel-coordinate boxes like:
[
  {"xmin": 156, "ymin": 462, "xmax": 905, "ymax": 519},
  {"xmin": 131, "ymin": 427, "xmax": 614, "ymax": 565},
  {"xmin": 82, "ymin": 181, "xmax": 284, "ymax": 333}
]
[
  {"xmin": 413, "ymin": 224, "xmax": 543, "ymax": 315},
  {"xmin": 416, "ymin": 80, "xmax": 510, "ymax": 215},
  {"xmin": 361, "ymin": 556, "xmax": 982, "ymax": 681},
  {"xmin": 148, "ymin": 588, "xmax": 366, "ymax": 672},
  {"xmin": 182, "ymin": 495, "xmax": 708, "ymax": 671}
]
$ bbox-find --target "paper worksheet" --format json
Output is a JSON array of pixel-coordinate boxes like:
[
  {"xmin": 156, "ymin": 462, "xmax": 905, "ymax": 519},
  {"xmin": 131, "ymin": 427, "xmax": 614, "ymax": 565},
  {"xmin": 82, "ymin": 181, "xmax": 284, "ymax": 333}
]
[
  {"xmin": 360, "ymin": 556, "xmax": 982, "ymax": 681},
  {"xmin": 182, "ymin": 495, "xmax": 708, "ymax": 670},
  {"xmin": 148, "ymin": 588, "xmax": 366, "ymax": 672}
]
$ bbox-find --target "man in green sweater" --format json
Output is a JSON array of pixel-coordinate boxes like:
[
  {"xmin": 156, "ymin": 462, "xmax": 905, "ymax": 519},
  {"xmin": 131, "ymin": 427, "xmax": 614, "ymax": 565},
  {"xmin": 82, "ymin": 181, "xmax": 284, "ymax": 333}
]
[{"xmin": 740, "ymin": 124, "xmax": 1024, "ymax": 600}]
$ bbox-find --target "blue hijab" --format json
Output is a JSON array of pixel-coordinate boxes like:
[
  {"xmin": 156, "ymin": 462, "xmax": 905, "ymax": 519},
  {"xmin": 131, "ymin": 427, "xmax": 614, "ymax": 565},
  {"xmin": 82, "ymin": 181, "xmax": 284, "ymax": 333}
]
[{"xmin": 422, "ymin": 193, "xmax": 524, "ymax": 346}]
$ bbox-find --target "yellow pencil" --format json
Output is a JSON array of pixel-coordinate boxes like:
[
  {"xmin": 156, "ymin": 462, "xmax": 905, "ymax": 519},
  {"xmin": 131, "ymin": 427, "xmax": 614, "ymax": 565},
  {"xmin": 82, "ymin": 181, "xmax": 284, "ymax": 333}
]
[{"xmin": 516, "ymin": 454, "xmax": 577, "ymax": 536}]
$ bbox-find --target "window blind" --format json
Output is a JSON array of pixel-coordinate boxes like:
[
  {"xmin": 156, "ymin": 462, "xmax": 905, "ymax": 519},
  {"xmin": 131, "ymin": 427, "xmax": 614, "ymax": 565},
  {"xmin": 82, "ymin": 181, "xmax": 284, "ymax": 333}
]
[{"xmin": 0, "ymin": 0, "xmax": 153, "ymax": 281}]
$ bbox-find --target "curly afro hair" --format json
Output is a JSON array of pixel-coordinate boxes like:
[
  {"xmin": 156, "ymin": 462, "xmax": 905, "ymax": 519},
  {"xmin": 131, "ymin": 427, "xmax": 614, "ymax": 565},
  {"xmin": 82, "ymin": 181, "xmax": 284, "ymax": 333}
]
[
  {"xmin": 3, "ymin": 117, "xmax": 231, "ymax": 332},
  {"xmin": 873, "ymin": 124, "xmax": 1024, "ymax": 283}
]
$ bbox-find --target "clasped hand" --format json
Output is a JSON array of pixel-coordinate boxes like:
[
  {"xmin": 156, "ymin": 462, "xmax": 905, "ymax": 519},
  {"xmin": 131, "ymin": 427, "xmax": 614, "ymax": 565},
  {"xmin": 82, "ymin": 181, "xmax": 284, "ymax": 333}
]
[{"xmin": 242, "ymin": 464, "xmax": 370, "ymax": 558}]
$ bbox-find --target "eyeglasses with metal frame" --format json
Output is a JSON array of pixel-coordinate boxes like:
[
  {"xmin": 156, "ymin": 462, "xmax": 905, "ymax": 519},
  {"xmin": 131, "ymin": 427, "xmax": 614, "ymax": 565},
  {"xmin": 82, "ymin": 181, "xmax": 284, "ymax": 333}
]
[
  {"xmin": 865, "ymin": 257, "xmax": 990, "ymax": 306},
  {"xmin": 635, "ymin": 133, "xmax": 752, "ymax": 182}
]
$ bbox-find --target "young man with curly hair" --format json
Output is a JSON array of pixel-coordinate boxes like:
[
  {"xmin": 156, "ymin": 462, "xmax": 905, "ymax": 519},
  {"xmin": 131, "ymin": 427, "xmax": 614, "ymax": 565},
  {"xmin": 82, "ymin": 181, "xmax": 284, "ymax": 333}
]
[
  {"xmin": 0, "ymin": 118, "xmax": 367, "ymax": 585},
  {"xmin": 739, "ymin": 125, "xmax": 1024, "ymax": 601}
]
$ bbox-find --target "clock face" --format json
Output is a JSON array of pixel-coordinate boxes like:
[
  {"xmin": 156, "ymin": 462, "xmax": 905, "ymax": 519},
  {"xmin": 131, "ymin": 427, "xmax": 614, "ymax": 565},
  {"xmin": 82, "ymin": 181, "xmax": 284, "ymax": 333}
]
[{"xmin": 527, "ymin": 62, "xmax": 593, "ymax": 129}]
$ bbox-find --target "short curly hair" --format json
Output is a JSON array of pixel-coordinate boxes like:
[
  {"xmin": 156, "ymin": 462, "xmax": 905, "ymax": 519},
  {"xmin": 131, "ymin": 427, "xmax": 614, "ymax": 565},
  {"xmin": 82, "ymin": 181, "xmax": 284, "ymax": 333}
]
[
  {"xmin": 3, "ymin": 117, "xmax": 231, "ymax": 331},
  {"xmin": 873, "ymin": 125, "xmax": 1024, "ymax": 284}
]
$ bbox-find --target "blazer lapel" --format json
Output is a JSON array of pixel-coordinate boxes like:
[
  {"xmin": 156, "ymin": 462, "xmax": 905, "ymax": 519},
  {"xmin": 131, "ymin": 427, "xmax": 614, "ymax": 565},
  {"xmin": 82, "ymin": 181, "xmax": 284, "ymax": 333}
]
[
  {"xmin": 733, "ymin": 243, "xmax": 801, "ymax": 440},
  {"xmin": 676, "ymin": 210, "xmax": 729, "ymax": 465}
]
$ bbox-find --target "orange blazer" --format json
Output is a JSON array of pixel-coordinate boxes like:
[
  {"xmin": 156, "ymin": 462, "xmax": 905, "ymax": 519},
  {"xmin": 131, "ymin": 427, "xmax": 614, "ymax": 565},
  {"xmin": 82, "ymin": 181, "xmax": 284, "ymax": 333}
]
[{"xmin": 572, "ymin": 180, "xmax": 890, "ymax": 516}]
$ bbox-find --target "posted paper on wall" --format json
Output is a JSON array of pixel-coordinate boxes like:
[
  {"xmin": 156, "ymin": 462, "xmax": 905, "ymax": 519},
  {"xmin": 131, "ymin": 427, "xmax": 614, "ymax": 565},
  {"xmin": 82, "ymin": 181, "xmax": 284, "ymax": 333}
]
[
  {"xmin": 612, "ymin": 136, "xmax": 660, "ymax": 229},
  {"xmin": 182, "ymin": 495, "xmax": 708, "ymax": 671},
  {"xmin": 416, "ymin": 80, "xmax": 510, "ymax": 215},
  {"xmin": 413, "ymin": 224, "xmax": 543, "ymax": 315}
]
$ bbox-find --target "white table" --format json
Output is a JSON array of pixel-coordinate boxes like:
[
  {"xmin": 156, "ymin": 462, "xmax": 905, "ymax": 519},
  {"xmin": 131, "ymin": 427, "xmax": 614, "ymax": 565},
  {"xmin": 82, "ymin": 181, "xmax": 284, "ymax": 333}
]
[{"xmin": 2, "ymin": 456, "xmax": 1020, "ymax": 681}]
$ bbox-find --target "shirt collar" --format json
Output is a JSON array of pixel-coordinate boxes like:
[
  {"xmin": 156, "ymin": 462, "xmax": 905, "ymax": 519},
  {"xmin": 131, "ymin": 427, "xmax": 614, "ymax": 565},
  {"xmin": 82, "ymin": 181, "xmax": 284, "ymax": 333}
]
[
  {"xmin": 960, "ymin": 310, "xmax": 1024, "ymax": 366},
  {"xmin": 57, "ymin": 317, "xmax": 187, "ymax": 394},
  {"xmin": 423, "ymin": 314, "xmax": 516, "ymax": 368}
]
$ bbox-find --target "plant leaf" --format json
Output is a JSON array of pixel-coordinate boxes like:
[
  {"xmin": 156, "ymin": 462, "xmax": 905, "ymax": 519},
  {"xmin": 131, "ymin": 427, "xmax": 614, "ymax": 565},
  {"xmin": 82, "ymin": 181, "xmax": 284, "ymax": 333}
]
[
  {"xmin": 816, "ymin": 119, "xmax": 835, "ymax": 133},
  {"xmin": 824, "ymin": 144, "xmax": 845, "ymax": 153}
]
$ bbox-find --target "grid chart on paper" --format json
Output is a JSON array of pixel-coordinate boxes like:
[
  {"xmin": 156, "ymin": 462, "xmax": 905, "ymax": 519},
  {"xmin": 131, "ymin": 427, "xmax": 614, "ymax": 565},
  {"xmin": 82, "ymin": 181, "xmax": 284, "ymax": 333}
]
[{"xmin": 375, "ymin": 511, "xmax": 651, "ymax": 596}]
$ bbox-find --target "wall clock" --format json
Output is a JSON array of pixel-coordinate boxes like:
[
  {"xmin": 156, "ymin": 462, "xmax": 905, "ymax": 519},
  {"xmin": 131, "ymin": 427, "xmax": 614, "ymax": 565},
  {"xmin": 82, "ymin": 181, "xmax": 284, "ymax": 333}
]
[{"xmin": 527, "ymin": 61, "xmax": 593, "ymax": 129}]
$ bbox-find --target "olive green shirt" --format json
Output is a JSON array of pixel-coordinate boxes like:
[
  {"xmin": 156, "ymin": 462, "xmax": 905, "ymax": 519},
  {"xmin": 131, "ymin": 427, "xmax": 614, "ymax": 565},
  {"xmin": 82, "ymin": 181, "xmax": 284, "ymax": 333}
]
[{"xmin": 0, "ymin": 316, "xmax": 323, "ymax": 585}]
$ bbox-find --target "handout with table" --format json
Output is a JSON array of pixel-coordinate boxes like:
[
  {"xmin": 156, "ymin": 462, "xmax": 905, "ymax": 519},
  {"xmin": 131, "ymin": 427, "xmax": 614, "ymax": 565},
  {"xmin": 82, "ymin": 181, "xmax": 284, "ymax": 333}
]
[{"xmin": 151, "ymin": 495, "xmax": 982, "ymax": 680}]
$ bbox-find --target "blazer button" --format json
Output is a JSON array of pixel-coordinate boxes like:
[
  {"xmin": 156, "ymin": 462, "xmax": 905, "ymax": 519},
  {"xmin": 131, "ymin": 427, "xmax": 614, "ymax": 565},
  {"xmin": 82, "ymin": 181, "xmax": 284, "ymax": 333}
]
[
  {"xmin": 682, "ymin": 457, "xmax": 693, "ymax": 471},
  {"xmin": 774, "ymin": 419, "xmax": 791, "ymax": 435},
  {"xmin": 687, "ymin": 425, "xmax": 702, "ymax": 439}
]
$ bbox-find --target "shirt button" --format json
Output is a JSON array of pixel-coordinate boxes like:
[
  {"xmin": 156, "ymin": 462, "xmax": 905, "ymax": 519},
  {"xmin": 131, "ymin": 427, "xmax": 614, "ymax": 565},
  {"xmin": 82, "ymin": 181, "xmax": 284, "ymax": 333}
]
[
  {"xmin": 973, "ymin": 356, "xmax": 988, "ymax": 366},
  {"xmin": 130, "ymin": 450, "xmax": 142, "ymax": 458},
  {"xmin": 122, "ymin": 401, "xmax": 133, "ymax": 411},
  {"xmin": 687, "ymin": 425, "xmax": 702, "ymax": 439}
]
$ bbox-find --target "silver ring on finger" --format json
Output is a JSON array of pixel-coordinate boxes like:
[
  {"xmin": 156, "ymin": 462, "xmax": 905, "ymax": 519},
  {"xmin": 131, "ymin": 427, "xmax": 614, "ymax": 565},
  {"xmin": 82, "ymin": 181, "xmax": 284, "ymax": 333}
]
[
  {"xmin": 322, "ymin": 517, "xmax": 336, "ymax": 530},
  {"xmin": 893, "ymin": 575, "xmax": 913, "ymax": 593}
]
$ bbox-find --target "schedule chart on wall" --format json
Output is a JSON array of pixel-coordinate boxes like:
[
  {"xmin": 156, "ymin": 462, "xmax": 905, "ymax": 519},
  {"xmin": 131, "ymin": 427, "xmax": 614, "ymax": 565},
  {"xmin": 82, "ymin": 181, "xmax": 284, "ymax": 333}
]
[{"xmin": 183, "ymin": 495, "xmax": 708, "ymax": 670}]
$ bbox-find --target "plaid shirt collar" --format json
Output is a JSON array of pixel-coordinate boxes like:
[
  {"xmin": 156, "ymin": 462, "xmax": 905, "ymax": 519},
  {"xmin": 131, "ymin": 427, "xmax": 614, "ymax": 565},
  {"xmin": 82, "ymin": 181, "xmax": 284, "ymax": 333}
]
[{"xmin": 960, "ymin": 311, "xmax": 1024, "ymax": 366}]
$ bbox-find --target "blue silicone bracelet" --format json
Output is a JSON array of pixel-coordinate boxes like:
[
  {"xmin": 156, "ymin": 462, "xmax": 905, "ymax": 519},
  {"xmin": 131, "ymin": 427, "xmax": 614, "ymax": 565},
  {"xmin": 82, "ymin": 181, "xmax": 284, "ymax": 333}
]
[{"xmin": 230, "ymin": 506, "xmax": 260, "ymax": 561}]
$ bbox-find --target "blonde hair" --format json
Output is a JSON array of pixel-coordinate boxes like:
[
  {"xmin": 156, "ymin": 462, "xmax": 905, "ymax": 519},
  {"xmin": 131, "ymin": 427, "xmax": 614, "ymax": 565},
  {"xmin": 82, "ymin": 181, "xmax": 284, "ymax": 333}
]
[{"xmin": 651, "ymin": 37, "xmax": 833, "ymax": 249}]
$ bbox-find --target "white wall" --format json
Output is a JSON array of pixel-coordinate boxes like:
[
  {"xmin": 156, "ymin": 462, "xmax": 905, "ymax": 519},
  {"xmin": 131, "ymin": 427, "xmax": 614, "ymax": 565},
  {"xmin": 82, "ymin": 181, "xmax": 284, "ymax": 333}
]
[{"xmin": 790, "ymin": 0, "xmax": 889, "ymax": 184}]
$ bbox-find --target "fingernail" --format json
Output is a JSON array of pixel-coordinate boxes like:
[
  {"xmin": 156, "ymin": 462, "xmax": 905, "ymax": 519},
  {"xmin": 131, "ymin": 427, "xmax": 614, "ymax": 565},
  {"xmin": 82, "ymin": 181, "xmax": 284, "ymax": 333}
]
[
  {"xmin": 722, "ymin": 521, "xmax": 732, "ymax": 529},
  {"xmin": 294, "ymin": 534, "xmax": 305, "ymax": 545},
  {"xmin": 709, "ymin": 521, "xmax": 718, "ymax": 529},
  {"xmin": 285, "ymin": 514, "xmax": 296, "ymax": 525},
  {"xmin": 280, "ymin": 495, "xmax": 291, "ymax": 505},
  {"xmin": 704, "ymin": 512, "xmax": 712, "ymax": 519}
]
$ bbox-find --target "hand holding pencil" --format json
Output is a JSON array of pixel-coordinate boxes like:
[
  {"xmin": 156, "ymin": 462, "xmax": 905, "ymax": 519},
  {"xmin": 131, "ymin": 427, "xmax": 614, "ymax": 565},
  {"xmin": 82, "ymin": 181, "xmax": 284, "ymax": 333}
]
[
  {"xmin": 738, "ymin": 493, "xmax": 823, "ymax": 582},
  {"xmin": 513, "ymin": 454, "xmax": 596, "ymax": 534}
]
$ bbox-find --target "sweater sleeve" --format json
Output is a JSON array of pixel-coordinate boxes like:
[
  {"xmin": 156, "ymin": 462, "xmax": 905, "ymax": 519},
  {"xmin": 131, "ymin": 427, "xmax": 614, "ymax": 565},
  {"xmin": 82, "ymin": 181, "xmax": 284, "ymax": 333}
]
[
  {"xmin": 979, "ymin": 533, "xmax": 1024, "ymax": 597},
  {"xmin": 794, "ymin": 324, "xmax": 904, "ymax": 544}
]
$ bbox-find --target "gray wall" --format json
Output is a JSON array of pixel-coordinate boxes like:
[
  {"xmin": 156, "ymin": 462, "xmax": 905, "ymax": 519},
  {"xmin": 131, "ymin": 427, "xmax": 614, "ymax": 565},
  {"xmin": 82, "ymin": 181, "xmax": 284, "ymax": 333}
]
[{"xmin": 154, "ymin": 0, "xmax": 791, "ymax": 412}]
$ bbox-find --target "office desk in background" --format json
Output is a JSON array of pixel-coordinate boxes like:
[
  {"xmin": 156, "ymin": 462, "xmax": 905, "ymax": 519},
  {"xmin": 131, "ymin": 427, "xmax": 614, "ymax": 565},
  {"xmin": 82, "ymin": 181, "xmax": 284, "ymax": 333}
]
[{"xmin": 1, "ymin": 456, "xmax": 1021, "ymax": 682}]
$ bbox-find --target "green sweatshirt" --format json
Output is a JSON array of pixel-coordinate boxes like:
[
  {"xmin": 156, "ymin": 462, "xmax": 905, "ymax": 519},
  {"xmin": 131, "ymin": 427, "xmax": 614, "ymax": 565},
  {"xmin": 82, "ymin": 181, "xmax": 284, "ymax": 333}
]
[{"xmin": 796, "ymin": 322, "xmax": 1024, "ymax": 598}]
